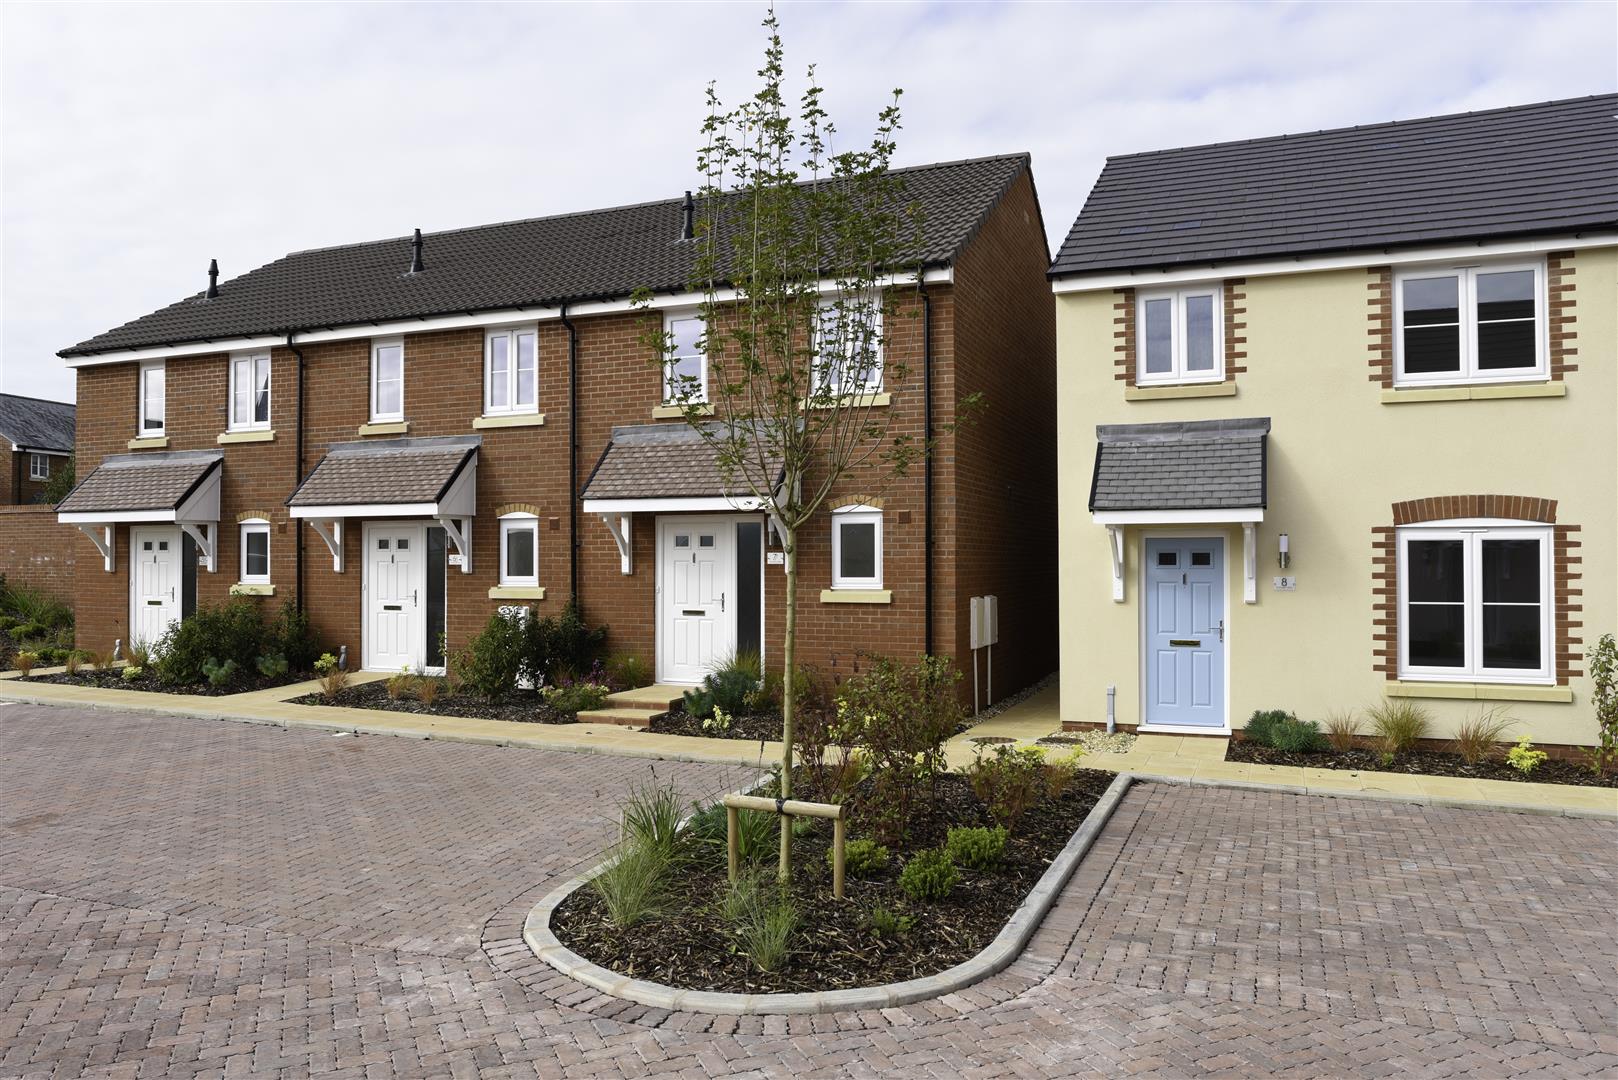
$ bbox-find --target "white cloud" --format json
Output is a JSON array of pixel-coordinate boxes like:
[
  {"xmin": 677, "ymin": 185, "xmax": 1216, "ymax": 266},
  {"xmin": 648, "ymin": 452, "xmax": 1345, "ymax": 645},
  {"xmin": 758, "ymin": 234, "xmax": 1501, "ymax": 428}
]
[{"xmin": 2, "ymin": 0, "xmax": 1611, "ymax": 401}]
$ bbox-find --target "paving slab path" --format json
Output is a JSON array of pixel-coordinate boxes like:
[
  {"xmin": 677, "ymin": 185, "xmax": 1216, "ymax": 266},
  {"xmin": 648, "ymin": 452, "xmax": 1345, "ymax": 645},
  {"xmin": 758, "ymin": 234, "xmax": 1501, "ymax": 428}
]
[{"xmin": 2, "ymin": 703, "xmax": 1615, "ymax": 1078}]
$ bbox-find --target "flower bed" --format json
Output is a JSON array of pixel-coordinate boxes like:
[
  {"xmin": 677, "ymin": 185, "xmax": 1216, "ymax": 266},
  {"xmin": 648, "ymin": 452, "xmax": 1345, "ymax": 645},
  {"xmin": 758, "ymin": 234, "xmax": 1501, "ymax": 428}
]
[
  {"xmin": 647, "ymin": 707, "xmax": 782, "ymax": 741},
  {"xmin": 1226, "ymin": 741, "xmax": 1616, "ymax": 788},
  {"xmin": 20, "ymin": 669, "xmax": 305, "ymax": 697},
  {"xmin": 291, "ymin": 680, "xmax": 577, "ymax": 724}
]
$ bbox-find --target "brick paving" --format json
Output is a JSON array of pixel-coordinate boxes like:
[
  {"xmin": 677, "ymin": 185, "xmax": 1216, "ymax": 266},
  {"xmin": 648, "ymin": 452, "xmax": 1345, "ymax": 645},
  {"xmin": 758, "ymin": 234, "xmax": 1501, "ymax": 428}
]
[{"xmin": 2, "ymin": 704, "xmax": 1615, "ymax": 1078}]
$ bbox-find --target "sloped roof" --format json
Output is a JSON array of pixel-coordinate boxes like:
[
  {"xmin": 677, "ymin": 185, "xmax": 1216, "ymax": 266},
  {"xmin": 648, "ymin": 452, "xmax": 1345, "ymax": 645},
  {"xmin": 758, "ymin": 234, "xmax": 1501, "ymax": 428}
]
[
  {"xmin": 0, "ymin": 393, "xmax": 75, "ymax": 453},
  {"xmin": 580, "ymin": 424, "xmax": 783, "ymax": 502},
  {"xmin": 287, "ymin": 436, "xmax": 478, "ymax": 508},
  {"xmin": 1089, "ymin": 418, "xmax": 1268, "ymax": 512},
  {"xmin": 1051, "ymin": 95, "xmax": 1618, "ymax": 277},
  {"xmin": 63, "ymin": 154, "xmax": 1031, "ymax": 357},
  {"xmin": 56, "ymin": 451, "xmax": 220, "ymax": 514}
]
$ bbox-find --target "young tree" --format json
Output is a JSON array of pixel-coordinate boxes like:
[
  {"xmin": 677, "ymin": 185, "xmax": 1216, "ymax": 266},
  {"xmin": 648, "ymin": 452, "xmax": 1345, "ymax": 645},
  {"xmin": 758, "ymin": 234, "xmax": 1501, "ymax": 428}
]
[{"xmin": 642, "ymin": 10, "xmax": 954, "ymax": 881}]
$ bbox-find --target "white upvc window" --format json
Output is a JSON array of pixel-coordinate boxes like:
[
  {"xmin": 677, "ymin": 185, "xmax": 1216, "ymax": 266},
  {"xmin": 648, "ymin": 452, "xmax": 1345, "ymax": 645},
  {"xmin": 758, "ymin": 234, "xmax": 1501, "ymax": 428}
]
[
  {"xmin": 830, "ymin": 504, "xmax": 883, "ymax": 590},
  {"xmin": 370, "ymin": 338, "xmax": 405, "ymax": 422},
  {"xmin": 815, "ymin": 296, "xmax": 884, "ymax": 397},
  {"xmin": 239, "ymin": 519, "xmax": 271, "ymax": 584},
  {"xmin": 139, "ymin": 360, "xmax": 166, "ymax": 435},
  {"xmin": 1135, "ymin": 284, "xmax": 1222, "ymax": 385},
  {"xmin": 485, "ymin": 325, "xmax": 539, "ymax": 415},
  {"xmin": 662, "ymin": 312, "xmax": 706, "ymax": 404},
  {"xmin": 499, "ymin": 513, "xmax": 539, "ymax": 587},
  {"xmin": 29, "ymin": 453, "xmax": 49, "ymax": 480},
  {"xmin": 229, "ymin": 351, "xmax": 272, "ymax": 430},
  {"xmin": 1394, "ymin": 260, "xmax": 1545, "ymax": 386},
  {"xmin": 1398, "ymin": 521, "xmax": 1553, "ymax": 684}
]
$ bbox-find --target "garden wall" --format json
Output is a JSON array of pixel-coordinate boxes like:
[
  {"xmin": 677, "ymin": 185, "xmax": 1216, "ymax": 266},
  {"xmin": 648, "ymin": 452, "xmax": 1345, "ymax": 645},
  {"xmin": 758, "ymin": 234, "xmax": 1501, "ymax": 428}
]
[{"xmin": 0, "ymin": 506, "xmax": 76, "ymax": 600}]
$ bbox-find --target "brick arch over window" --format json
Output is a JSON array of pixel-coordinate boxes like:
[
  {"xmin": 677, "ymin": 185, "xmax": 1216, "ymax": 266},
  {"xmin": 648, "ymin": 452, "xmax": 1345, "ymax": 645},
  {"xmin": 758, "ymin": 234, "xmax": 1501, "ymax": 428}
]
[{"xmin": 1373, "ymin": 495, "xmax": 1582, "ymax": 685}]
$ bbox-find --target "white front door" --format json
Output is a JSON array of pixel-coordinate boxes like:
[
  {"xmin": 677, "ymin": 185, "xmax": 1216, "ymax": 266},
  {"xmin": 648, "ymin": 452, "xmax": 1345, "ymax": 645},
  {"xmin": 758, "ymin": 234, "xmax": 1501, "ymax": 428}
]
[
  {"xmin": 658, "ymin": 517, "xmax": 735, "ymax": 684},
  {"xmin": 130, "ymin": 527, "xmax": 181, "ymax": 647},
  {"xmin": 365, "ymin": 525, "xmax": 424, "ymax": 671}
]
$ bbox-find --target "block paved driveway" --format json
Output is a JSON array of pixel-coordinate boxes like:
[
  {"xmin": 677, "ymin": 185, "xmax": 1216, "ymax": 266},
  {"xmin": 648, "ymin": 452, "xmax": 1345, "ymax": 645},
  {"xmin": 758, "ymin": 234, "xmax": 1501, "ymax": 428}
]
[{"xmin": 2, "ymin": 704, "xmax": 1615, "ymax": 1078}]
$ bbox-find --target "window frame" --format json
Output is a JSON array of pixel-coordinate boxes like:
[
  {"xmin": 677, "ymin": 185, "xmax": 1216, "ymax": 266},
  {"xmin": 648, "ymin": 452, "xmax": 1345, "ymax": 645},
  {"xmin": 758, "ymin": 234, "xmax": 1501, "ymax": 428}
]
[
  {"xmin": 138, "ymin": 360, "xmax": 166, "ymax": 436},
  {"xmin": 830, "ymin": 504, "xmax": 883, "ymax": 590},
  {"xmin": 1134, "ymin": 283, "xmax": 1224, "ymax": 386},
  {"xmin": 228, "ymin": 350, "xmax": 272, "ymax": 431},
  {"xmin": 1396, "ymin": 520, "xmax": 1553, "ymax": 684},
  {"xmin": 814, "ymin": 296, "xmax": 885, "ymax": 397},
  {"xmin": 498, "ymin": 513, "xmax": 539, "ymax": 588},
  {"xmin": 661, "ymin": 310, "xmax": 707, "ymax": 405},
  {"xmin": 239, "ymin": 519, "xmax": 271, "ymax": 585},
  {"xmin": 1392, "ymin": 260, "xmax": 1547, "ymax": 387},
  {"xmin": 369, "ymin": 338, "xmax": 406, "ymax": 423},
  {"xmin": 28, "ymin": 453, "xmax": 49, "ymax": 481},
  {"xmin": 483, "ymin": 324, "xmax": 540, "ymax": 417}
]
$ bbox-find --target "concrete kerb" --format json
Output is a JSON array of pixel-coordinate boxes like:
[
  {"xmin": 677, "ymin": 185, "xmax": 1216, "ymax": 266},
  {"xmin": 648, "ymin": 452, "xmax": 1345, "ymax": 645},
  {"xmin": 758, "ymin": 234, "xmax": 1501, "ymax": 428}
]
[{"xmin": 522, "ymin": 771, "xmax": 1136, "ymax": 1016}]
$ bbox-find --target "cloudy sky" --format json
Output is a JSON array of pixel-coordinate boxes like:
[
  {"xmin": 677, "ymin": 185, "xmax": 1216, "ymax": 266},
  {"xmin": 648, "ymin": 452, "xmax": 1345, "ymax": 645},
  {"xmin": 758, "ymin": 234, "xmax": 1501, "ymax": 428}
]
[{"xmin": 2, "ymin": 0, "xmax": 1613, "ymax": 402}]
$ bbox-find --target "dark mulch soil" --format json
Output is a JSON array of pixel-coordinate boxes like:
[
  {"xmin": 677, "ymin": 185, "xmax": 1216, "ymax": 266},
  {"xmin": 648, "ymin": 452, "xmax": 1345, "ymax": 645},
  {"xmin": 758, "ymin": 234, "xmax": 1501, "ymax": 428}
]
[
  {"xmin": 1227, "ymin": 740, "xmax": 1616, "ymax": 788},
  {"xmin": 22, "ymin": 669, "xmax": 305, "ymax": 697},
  {"xmin": 290, "ymin": 679, "xmax": 577, "ymax": 724},
  {"xmin": 550, "ymin": 768, "xmax": 1115, "ymax": 994},
  {"xmin": 647, "ymin": 707, "xmax": 783, "ymax": 741}
]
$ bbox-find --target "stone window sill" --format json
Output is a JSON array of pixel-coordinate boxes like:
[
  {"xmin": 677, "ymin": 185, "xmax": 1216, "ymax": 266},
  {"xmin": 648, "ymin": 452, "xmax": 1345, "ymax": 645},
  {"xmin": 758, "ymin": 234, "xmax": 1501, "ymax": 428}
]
[
  {"xmin": 358, "ymin": 420, "xmax": 409, "ymax": 436},
  {"xmin": 820, "ymin": 589, "xmax": 892, "ymax": 604},
  {"xmin": 488, "ymin": 585, "xmax": 546, "ymax": 600},
  {"xmin": 652, "ymin": 403, "xmax": 714, "ymax": 419},
  {"xmin": 218, "ymin": 429, "xmax": 275, "ymax": 445},
  {"xmin": 804, "ymin": 392, "xmax": 891, "ymax": 410},
  {"xmin": 229, "ymin": 583, "xmax": 275, "ymax": 597},
  {"xmin": 127, "ymin": 436, "xmax": 169, "ymax": 449},
  {"xmin": 1381, "ymin": 383, "xmax": 1566, "ymax": 404},
  {"xmin": 1124, "ymin": 382, "xmax": 1236, "ymax": 402},
  {"xmin": 472, "ymin": 413, "xmax": 546, "ymax": 430},
  {"xmin": 1385, "ymin": 680, "xmax": 1572, "ymax": 703}
]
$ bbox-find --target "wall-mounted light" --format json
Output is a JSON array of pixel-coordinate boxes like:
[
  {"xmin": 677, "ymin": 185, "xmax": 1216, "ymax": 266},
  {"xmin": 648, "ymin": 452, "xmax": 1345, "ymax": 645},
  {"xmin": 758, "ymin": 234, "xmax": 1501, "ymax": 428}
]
[{"xmin": 1278, "ymin": 532, "xmax": 1290, "ymax": 570}]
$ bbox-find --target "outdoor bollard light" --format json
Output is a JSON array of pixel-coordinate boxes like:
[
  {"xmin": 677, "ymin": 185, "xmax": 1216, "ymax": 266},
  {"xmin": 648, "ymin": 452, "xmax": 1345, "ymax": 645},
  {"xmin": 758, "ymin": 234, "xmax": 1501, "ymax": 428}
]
[{"xmin": 1278, "ymin": 533, "xmax": 1290, "ymax": 570}]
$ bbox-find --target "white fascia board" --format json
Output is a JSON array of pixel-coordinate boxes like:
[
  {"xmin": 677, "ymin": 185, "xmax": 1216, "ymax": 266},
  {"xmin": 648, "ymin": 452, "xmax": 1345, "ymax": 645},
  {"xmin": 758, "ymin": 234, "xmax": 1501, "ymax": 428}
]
[
  {"xmin": 288, "ymin": 501, "xmax": 441, "ymax": 519},
  {"xmin": 1051, "ymin": 232, "xmax": 1618, "ymax": 294},
  {"xmin": 63, "ymin": 269, "xmax": 954, "ymax": 368},
  {"xmin": 582, "ymin": 496, "xmax": 766, "ymax": 515},
  {"xmin": 12, "ymin": 446, "xmax": 71, "ymax": 456},
  {"xmin": 59, "ymin": 509, "xmax": 178, "ymax": 524},
  {"xmin": 1091, "ymin": 508, "xmax": 1264, "ymax": 525}
]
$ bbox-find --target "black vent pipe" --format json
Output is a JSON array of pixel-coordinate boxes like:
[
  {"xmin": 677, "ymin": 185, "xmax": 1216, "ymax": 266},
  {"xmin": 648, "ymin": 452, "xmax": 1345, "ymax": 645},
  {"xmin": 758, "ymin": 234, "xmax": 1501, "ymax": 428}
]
[
  {"xmin": 680, "ymin": 191, "xmax": 694, "ymax": 241},
  {"xmin": 206, "ymin": 259, "xmax": 219, "ymax": 298},
  {"xmin": 409, "ymin": 228, "xmax": 425, "ymax": 273}
]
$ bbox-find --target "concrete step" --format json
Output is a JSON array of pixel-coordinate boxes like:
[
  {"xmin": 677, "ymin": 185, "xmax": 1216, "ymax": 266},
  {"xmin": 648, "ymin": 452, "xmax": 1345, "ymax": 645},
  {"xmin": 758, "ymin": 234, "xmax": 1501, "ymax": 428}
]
[
  {"xmin": 604, "ymin": 683, "xmax": 688, "ymax": 712},
  {"xmin": 576, "ymin": 706, "xmax": 663, "ymax": 730}
]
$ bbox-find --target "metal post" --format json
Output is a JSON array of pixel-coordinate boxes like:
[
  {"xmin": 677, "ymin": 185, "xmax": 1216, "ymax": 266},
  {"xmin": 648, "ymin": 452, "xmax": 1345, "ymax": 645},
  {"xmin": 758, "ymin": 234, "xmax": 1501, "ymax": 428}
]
[
  {"xmin": 832, "ymin": 815, "xmax": 846, "ymax": 900},
  {"xmin": 726, "ymin": 804, "xmax": 740, "ymax": 884}
]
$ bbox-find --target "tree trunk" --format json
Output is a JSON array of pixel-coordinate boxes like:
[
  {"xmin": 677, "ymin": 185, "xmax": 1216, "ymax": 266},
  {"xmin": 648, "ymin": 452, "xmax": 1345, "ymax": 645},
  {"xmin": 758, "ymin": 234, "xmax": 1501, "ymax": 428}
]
[{"xmin": 778, "ymin": 526, "xmax": 798, "ymax": 882}]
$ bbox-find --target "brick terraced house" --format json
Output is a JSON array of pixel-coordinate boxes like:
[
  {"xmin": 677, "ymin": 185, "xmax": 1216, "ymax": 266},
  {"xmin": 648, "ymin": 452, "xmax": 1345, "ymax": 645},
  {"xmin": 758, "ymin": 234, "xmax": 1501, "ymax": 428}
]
[
  {"xmin": 57, "ymin": 154, "xmax": 1055, "ymax": 704},
  {"xmin": 1050, "ymin": 96, "xmax": 1617, "ymax": 748},
  {"xmin": 0, "ymin": 392, "xmax": 75, "ymax": 505}
]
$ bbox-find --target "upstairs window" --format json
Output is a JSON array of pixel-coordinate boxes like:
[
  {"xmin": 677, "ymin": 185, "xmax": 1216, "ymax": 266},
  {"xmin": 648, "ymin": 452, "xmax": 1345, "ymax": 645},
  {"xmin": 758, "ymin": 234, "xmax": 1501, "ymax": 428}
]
[
  {"xmin": 1136, "ymin": 285, "xmax": 1222, "ymax": 385},
  {"xmin": 831, "ymin": 505, "xmax": 883, "ymax": 590},
  {"xmin": 485, "ymin": 326, "xmax": 539, "ymax": 415},
  {"xmin": 663, "ymin": 313, "xmax": 706, "ymax": 404},
  {"xmin": 229, "ymin": 351, "xmax": 271, "ymax": 430},
  {"xmin": 29, "ymin": 454, "xmax": 49, "ymax": 481},
  {"xmin": 815, "ymin": 296, "xmax": 884, "ymax": 397},
  {"xmin": 239, "ymin": 519, "xmax": 271, "ymax": 584},
  {"xmin": 370, "ymin": 339, "xmax": 404, "ymax": 422},
  {"xmin": 139, "ymin": 361, "xmax": 166, "ymax": 435},
  {"xmin": 499, "ymin": 513, "xmax": 539, "ymax": 587},
  {"xmin": 1395, "ymin": 262, "xmax": 1544, "ymax": 385}
]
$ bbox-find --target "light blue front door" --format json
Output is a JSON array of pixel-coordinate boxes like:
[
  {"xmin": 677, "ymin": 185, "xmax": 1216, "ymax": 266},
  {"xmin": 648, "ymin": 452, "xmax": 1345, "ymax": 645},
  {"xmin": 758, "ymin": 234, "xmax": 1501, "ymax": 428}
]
[{"xmin": 1145, "ymin": 537, "xmax": 1225, "ymax": 728}]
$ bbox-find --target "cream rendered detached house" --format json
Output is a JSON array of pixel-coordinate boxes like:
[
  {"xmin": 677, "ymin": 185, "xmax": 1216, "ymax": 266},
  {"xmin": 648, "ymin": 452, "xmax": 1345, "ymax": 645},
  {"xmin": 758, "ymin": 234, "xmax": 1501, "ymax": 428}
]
[{"xmin": 1050, "ymin": 96, "xmax": 1617, "ymax": 749}]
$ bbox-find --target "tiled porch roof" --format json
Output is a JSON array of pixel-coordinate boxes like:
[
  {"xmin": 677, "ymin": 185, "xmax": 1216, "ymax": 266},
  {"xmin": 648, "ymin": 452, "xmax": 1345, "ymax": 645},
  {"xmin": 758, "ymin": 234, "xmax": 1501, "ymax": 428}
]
[
  {"xmin": 56, "ymin": 451, "xmax": 221, "ymax": 514},
  {"xmin": 1089, "ymin": 418, "xmax": 1269, "ymax": 512},
  {"xmin": 288, "ymin": 436, "xmax": 478, "ymax": 508},
  {"xmin": 580, "ymin": 424, "xmax": 783, "ymax": 503}
]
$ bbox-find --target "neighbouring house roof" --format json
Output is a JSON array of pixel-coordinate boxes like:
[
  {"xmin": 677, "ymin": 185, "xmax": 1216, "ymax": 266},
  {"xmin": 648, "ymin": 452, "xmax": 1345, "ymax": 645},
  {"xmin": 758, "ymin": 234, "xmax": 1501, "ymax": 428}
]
[
  {"xmin": 1050, "ymin": 95, "xmax": 1618, "ymax": 277},
  {"xmin": 0, "ymin": 393, "xmax": 75, "ymax": 454},
  {"xmin": 287, "ymin": 436, "xmax": 478, "ymax": 509},
  {"xmin": 580, "ymin": 423, "xmax": 784, "ymax": 504},
  {"xmin": 1089, "ymin": 418, "xmax": 1269, "ymax": 512},
  {"xmin": 56, "ymin": 451, "xmax": 221, "ymax": 514},
  {"xmin": 61, "ymin": 154, "xmax": 1032, "ymax": 357}
]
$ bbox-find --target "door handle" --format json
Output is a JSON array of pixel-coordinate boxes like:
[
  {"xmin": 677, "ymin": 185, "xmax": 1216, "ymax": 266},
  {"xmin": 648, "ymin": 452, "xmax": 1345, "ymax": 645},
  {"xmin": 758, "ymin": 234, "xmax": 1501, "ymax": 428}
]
[
  {"xmin": 413, "ymin": 589, "xmax": 419, "ymax": 607},
  {"xmin": 1218, "ymin": 619, "xmax": 1225, "ymax": 643},
  {"xmin": 720, "ymin": 591, "xmax": 726, "ymax": 613}
]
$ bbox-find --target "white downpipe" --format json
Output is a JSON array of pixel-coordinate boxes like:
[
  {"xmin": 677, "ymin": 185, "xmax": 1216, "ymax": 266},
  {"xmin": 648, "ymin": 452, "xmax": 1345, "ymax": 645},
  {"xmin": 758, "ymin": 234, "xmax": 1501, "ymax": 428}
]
[{"xmin": 1106, "ymin": 684, "xmax": 1116, "ymax": 734}]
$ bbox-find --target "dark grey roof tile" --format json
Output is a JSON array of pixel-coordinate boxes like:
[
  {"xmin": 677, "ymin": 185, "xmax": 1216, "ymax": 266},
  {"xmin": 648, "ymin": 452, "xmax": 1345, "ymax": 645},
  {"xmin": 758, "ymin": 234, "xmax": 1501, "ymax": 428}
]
[
  {"xmin": 57, "ymin": 451, "xmax": 220, "ymax": 514},
  {"xmin": 581, "ymin": 423, "xmax": 782, "ymax": 502},
  {"xmin": 287, "ymin": 436, "xmax": 477, "ymax": 508},
  {"xmin": 1089, "ymin": 417, "xmax": 1268, "ymax": 512},
  {"xmin": 0, "ymin": 394, "xmax": 75, "ymax": 454}
]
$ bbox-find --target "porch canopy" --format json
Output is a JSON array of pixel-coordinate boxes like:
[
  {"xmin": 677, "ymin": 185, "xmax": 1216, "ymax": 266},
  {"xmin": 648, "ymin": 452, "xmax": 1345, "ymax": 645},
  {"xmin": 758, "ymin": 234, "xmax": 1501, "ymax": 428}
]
[
  {"xmin": 57, "ymin": 450, "xmax": 223, "ymax": 572},
  {"xmin": 580, "ymin": 423, "xmax": 784, "ymax": 574},
  {"xmin": 1088, "ymin": 417, "xmax": 1270, "ymax": 603},
  {"xmin": 287, "ymin": 435, "xmax": 479, "ymax": 573}
]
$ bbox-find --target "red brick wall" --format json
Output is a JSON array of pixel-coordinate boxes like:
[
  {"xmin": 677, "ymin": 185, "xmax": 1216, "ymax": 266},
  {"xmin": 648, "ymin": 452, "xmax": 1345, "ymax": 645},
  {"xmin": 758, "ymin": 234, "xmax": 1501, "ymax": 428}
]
[{"xmin": 0, "ymin": 506, "xmax": 76, "ymax": 599}]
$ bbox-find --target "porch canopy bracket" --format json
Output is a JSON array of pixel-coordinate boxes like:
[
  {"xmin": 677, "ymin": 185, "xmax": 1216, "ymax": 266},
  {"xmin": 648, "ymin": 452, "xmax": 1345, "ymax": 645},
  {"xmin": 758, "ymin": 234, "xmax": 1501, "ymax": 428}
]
[
  {"xmin": 56, "ymin": 450, "xmax": 224, "ymax": 574},
  {"xmin": 178, "ymin": 522, "xmax": 217, "ymax": 573},
  {"xmin": 308, "ymin": 519, "xmax": 343, "ymax": 573},
  {"xmin": 75, "ymin": 524, "xmax": 115, "ymax": 572},
  {"xmin": 599, "ymin": 514, "xmax": 633, "ymax": 575},
  {"xmin": 437, "ymin": 515, "xmax": 472, "ymax": 574}
]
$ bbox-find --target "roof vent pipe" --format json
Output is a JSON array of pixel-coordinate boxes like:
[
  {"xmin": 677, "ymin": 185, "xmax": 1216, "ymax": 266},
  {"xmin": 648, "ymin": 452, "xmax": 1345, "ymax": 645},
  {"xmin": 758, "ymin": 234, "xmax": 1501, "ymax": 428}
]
[
  {"xmin": 206, "ymin": 259, "xmax": 219, "ymax": 299},
  {"xmin": 409, "ymin": 228, "xmax": 425, "ymax": 273},
  {"xmin": 680, "ymin": 191, "xmax": 694, "ymax": 241}
]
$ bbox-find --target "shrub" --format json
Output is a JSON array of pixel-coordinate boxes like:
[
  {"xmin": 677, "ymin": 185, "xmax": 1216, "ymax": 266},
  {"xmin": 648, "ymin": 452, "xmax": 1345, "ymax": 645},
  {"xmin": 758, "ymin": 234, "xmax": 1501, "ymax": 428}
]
[
  {"xmin": 1368, "ymin": 699, "xmax": 1431, "ymax": 758},
  {"xmin": 945, "ymin": 825, "xmax": 1007, "ymax": 870},
  {"xmin": 314, "ymin": 652, "xmax": 347, "ymax": 699},
  {"xmin": 1587, "ymin": 633, "xmax": 1617, "ymax": 775},
  {"xmin": 1244, "ymin": 709, "xmax": 1295, "ymax": 747},
  {"xmin": 722, "ymin": 874, "xmax": 796, "ymax": 972},
  {"xmin": 605, "ymin": 652, "xmax": 651, "ymax": 691},
  {"xmin": 127, "ymin": 640, "xmax": 152, "ymax": 669},
  {"xmin": 201, "ymin": 657, "xmax": 240, "ymax": 688},
  {"xmin": 267, "ymin": 602, "xmax": 322, "ymax": 673},
  {"xmin": 867, "ymin": 905, "xmax": 913, "ymax": 939},
  {"xmin": 899, "ymin": 848, "xmax": 957, "ymax": 902},
  {"xmin": 591, "ymin": 842, "xmax": 669, "ymax": 929},
  {"xmin": 1043, "ymin": 746, "xmax": 1085, "ymax": 798},
  {"xmin": 838, "ymin": 838, "xmax": 890, "ymax": 877},
  {"xmin": 452, "ymin": 611, "xmax": 529, "ymax": 701},
  {"xmin": 835, "ymin": 655, "xmax": 966, "ymax": 844},
  {"xmin": 620, "ymin": 782, "xmax": 684, "ymax": 858},
  {"xmin": 385, "ymin": 667, "xmax": 414, "ymax": 701},
  {"xmin": 1451, "ymin": 706, "xmax": 1515, "ymax": 765},
  {"xmin": 12, "ymin": 650, "xmax": 39, "ymax": 675},
  {"xmin": 62, "ymin": 650, "xmax": 84, "ymax": 675},
  {"xmin": 153, "ymin": 601, "xmax": 265, "ymax": 686},
  {"xmin": 1266, "ymin": 717, "xmax": 1324, "ymax": 754},
  {"xmin": 87, "ymin": 648, "xmax": 113, "ymax": 671},
  {"xmin": 964, "ymin": 744, "xmax": 1049, "ymax": 831},
  {"xmin": 256, "ymin": 653, "xmax": 289, "ymax": 680},
  {"xmin": 701, "ymin": 706, "xmax": 732, "ymax": 735},
  {"xmin": 536, "ymin": 599, "xmax": 607, "ymax": 682},
  {"xmin": 414, "ymin": 677, "xmax": 444, "ymax": 707},
  {"xmin": 121, "ymin": 664, "xmax": 144, "ymax": 681},
  {"xmin": 1507, "ymin": 735, "xmax": 1548, "ymax": 776},
  {"xmin": 1324, "ymin": 710, "xmax": 1359, "ymax": 753},
  {"xmin": 542, "ymin": 680, "xmax": 610, "ymax": 714}
]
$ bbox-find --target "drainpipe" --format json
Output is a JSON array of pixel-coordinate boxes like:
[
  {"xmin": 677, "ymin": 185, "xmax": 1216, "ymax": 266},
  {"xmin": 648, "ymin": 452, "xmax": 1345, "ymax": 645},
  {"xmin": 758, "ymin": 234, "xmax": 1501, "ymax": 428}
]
[
  {"xmin": 921, "ymin": 287, "xmax": 934, "ymax": 657},
  {"xmin": 287, "ymin": 333, "xmax": 307, "ymax": 611},
  {"xmin": 561, "ymin": 303, "xmax": 579, "ymax": 603}
]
